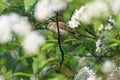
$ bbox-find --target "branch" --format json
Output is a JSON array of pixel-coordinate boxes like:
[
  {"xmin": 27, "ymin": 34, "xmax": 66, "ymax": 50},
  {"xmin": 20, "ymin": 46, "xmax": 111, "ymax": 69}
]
[
  {"xmin": 85, "ymin": 29, "xmax": 97, "ymax": 38},
  {"xmin": 56, "ymin": 12, "xmax": 64, "ymax": 68},
  {"xmin": 86, "ymin": 48, "xmax": 103, "ymax": 64}
]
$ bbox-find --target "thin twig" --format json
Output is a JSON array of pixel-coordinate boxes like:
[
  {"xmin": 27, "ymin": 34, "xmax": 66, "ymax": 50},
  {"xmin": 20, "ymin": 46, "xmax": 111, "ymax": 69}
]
[
  {"xmin": 56, "ymin": 12, "xmax": 64, "ymax": 67},
  {"xmin": 85, "ymin": 29, "xmax": 97, "ymax": 38},
  {"xmin": 86, "ymin": 48, "xmax": 103, "ymax": 64}
]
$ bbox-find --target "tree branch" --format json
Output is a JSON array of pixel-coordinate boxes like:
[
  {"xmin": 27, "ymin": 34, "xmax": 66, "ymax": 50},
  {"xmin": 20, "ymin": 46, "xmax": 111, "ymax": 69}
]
[
  {"xmin": 86, "ymin": 48, "xmax": 103, "ymax": 64},
  {"xmin": 56, "ymin": 12, "xmax": 64, "ymax": 68}
]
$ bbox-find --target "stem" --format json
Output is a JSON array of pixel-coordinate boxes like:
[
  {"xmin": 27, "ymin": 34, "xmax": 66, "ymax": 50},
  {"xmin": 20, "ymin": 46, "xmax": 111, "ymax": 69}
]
[
  {"xmin": 56, "ymin": 12, "xmax": 64, "ymax": 67},
  {"xmin": 86, "ymin": 48, "xmax": 103, "ymax": 64}
]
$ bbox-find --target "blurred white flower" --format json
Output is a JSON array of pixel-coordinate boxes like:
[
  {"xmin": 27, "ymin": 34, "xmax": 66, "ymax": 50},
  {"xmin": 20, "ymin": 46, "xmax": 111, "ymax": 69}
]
[
  {"xmin": 68, "ymin": 19, "xmax": 80, "ymax": 28},
  {"xmin": 68, "ymin": 6, "xmax": 84, "ymax": 28},
  {"xmin": 108, "ymin": 16, "xmax": 115, "ymax": 24},
  {"xmin": 105, "ymin": 23, "xmax": 113, "ymax": 30},
  {"xmin": 110, "ymin": 0, "xmax": 120, "ymax": 15},
  {"xmin": 65, "ymin": 0, "xmax": 73, "ymax": 3},
  {"xmin": 84, "ymin": 0, "xmax": 109, "ymax": 19},
  {"xmin": 22, "ymin": 31, "xmax": 45, "ymax": 54},
  {"xmin": 9, "ymin": 13, "xmax": 32, "ymax": 36},
  {"xmin": 98, "ymin": 24, "xmax": 104, "ymax": 32},
  {"xmin": 74, "ymin": 66, "xmax": 95, "ymax": 80},
  {"xmin": 87, "ymin": 76, "xmax": 103, "ymax": 80},
  {"xmin": 0, "ymin": 15, "xmax": 12, "ymax": 44},
  {"xmin": 107, "ymin": 67, "xmax": 120, "ymax": 80},
  {"xmin": 9, "ymin": 13, "xmax": 21, "ymax": 24},
  {"xmin": 96, "ymin": 39, "xmax": 101, "ymax": 47},
  {"xmin": 95, "ymin": 47, "xmax": 101, "ymax": 53},
  {"xmin": 102, "ymin": 60, "xmax": 116, "ymax": 73},
  {"xmin": 87, "ymin": 76, "xmax": 96, "ymax": 80},
  {"xmin": 0, "ymin": 13, "xmax": 33, "ymax": 44},
  {"xmin": 34, "ymin": 0, "xmax": 66, "ymax": 21},
  {"xmin": 50, "ymin": 0, "xmax": 66, "ymax": 12},
  {"xmin": 68, "ymin": 0, "xmax": 109, "ymax": 28},
  {"xmin": 34, "ymin": 0, "xmax": 54, "ymax": 21},
  {"xmin": 95, "ymin": 39, "xmax": 102, "ymax": 53},
  {"xmin": 13, "ymin": 20, "xmax": 32, "ymax": 36},
  {"xmin": 0, "ymin": 75, "xmax": 5, "ymax": 80}
]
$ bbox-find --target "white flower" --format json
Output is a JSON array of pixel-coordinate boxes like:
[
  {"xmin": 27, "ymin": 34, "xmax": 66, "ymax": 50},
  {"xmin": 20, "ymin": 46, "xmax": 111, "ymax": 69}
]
[
  {"xmin": 87, "ymin": 76, "xmax": 103, "ymax": 80},
  {"xmin": 96, "ymin": 39, "xmax": 101, "ymax": 47},
  {"xmin": 0, "ymin": 15, "xmax": 12, "ymax": 44},
  {"xmin": 98, "ymin": 24, "xmax": 104, "ymax": 32},
  {"xmin": 95, "ymin": 47, "xmax": 101, "ymax": 53},
  {"xmin": 105, "ymin": 23, "xmax": 113, "ymax": 30},
  {"xmin": 12, "ymin": 19, "xmax": 32, "ymax": 36},
  {"xmin": 22, "ymin": 31, "xmax": 45, "ymax": 54},
  {"xmin": 107, "ymin": 67, "xmax": 120, "ymax": 80},
  {"xmin": 34, "ymin": 0, "xmax": 54, "ymax": 21},
  {"xmin": 65, "ymin": 0, "xmax": 73, "ymax": 3},
  {"xmin": 68, "ymin": 19, "xmax": 80, "ymax": 28},
  {"xmin": 34, "ymin": 0, "xmax": 66, "ymax": 21},
  {"xmin": 108, "ymin": 16, "xmax": 115, "ymax": 24},
  {"xmin": 95, "ymin": 39, "xmax": 102, "ymax": 53},
  {"xmin": 102, "ymin": 60, "xmax": 116, "ymax": 73},
  {"xmin": 8, "ymin": 13, "xmax": 32, "ymax": 36},
  {"xmin": 87, "ymin": 76, "xmax": 96, "ymax": 80},
  {"xmin": 84, "ymin": 0, "xmax": 109, "ymax": 19},
  {"xmin": 109, "ymin": 0, "xmax": 120, "ymax": 15},
  {"xmin": 0, "ymin": 75, "xmax": 5, "ymax": 80},
  {"xmin": 68, "ymin": 6, "xmax": 84, "ymax": 28},
  {"xmin": 74, "ymin": 66, "xmax": 95, "ymax": 80},
  {"xmin": 50, "ymin": 0, "xmax": 66, "ymax": 12},
  {"xmin": 8, "ymin": 13, "xmax": 22, "ymax": 26},
  {"xmin": 68, "ymin": 0, "xmax": 109, "ymax": 28}
]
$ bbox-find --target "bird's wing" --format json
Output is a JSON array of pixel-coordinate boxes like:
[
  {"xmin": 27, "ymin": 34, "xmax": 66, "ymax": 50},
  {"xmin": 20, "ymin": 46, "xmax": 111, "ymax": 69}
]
[{"xmin": 58, "ymin": 22, "xmax": 75, "ymax": 34}]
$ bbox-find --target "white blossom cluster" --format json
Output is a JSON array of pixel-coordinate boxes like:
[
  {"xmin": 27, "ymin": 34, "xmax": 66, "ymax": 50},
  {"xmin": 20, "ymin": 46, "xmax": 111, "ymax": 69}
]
[
  {"xmin": 102, "ymin": 60, "xmax": 116, "ymax": 73},
  {"xmin": 96, "ymin": 16, "xmax": 115, "ymax": 52},
  {"xmin": 68, "ymin": 0, "xmax": 109, "ymax": 28},
  {"xmin": 0, "ymin": 13, "xmax": 32, "ymax": 43},
  {"xmin": 22, "ymin": 31, "xmax": 45, "ymax": 54},
  {"xmin": 68, "ymin": 0, "xmax": 120, "ymax": 28},
  {"xmin": 105, "ymin": 23, "xmax": 113, "ymax": 30},
  {"xmin": 34, "ymin": 0, "xmax": 66, "ymax": 21},
  {"xmin": 68, "ymin": 6, "xmax": 84, "ymax": 28},
  {"xmin": 86, "ymin": 76, "xmax": 102, "ymax": 80},
  {"xmin": 0, "ymin": 75, "xmax": 5, "ymax": 80},
  {"xmin": 65, "ymin": 0, "xmax": 73, "ymax": 3},
  {"xmin": 0, "ymin": 13, "xmax": 45, "ymax": 54},
  {"xmin": 95, "ymin": 39, "xmax": 102, "ymax": 53},
  {"xmin": 74, "ymin": 66, "xmax": 95, "ymax": 80},
  {"xmin": 109, "ymin": 0, "xmax": 120, "ymax": 15},
  {"xmin": 105, "ymin": 16, "xmax": 115, "ymax": 30},
  {"xmin": 107, "ymin": 67, "xmax": 120, "ymax": 80}
]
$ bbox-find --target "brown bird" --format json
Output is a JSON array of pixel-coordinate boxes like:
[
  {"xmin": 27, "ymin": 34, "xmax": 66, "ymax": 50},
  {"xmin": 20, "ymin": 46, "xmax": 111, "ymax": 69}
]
[{"xmin": 47, "ymin": 21, "xmax": 75, "ymax": 35}]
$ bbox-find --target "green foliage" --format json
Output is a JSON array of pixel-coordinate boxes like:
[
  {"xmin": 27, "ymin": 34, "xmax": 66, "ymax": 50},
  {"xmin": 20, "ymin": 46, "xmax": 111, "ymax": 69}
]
[{"xmin": 0, "ymin": 0, "xmax": 120, "ymax": 80}]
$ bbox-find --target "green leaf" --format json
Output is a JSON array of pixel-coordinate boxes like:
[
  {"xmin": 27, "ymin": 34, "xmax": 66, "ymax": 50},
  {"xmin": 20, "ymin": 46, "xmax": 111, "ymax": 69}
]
[
  {"xmin": 41, "ymin": 43, "xmax": 55, "ymax": 51},
  {"xmin": 24, "ymin": 0, "xmax": 37, "ymax": 12},
  {"xmin": 109, "ymin": 39, "xmax": 120, "ymax": 44},
  {"xmin": 0, "ymin": 0, "xmax": 5, "ymax": 13},
  {"xmin": 109, "ymin": 43, "xmax": 119, "ymax": 47},
  {"xmin": 17, "ymin": 55, "xmax": 29, "ymax": 61},
  {"xmin": 13, "ymin": 72, "xmax": 32, "ymax": 77},
  {"xmin": 94, "ymin": 20, "xmax": 102, "ymax": 33},
  {"xmin": 46, "ymin": 39, "xmax": 57, "ymax": 43},
  {"xmin": 64, "ymin": 38, "xmax": 76, "ymax": 43}
]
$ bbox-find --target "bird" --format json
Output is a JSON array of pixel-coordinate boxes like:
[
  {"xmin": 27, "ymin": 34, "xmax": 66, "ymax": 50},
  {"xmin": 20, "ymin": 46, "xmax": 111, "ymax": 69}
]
[{"xmin": 47, "ymin": 21, "xmax": 75, "ymax": 35}]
